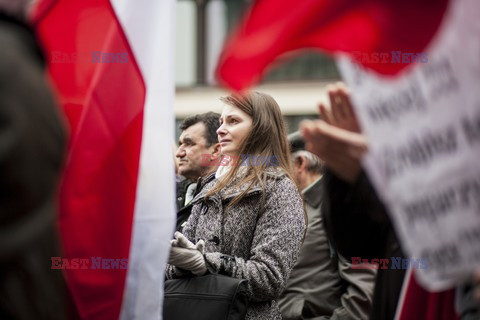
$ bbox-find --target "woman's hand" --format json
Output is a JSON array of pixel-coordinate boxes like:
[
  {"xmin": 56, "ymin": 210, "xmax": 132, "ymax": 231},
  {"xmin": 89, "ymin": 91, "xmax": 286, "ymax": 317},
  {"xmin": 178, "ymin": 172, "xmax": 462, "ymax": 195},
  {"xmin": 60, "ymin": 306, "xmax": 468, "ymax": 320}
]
[{"xmin": 169, "ymin": 232, "xmax": 207, "ymax": 276}]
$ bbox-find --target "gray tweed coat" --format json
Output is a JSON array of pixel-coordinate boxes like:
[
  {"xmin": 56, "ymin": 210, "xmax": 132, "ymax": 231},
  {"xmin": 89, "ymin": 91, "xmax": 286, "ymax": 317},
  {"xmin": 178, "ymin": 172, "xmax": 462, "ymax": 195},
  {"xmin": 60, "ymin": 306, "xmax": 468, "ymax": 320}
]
[{"xmin": 166, "ymin": 168, "xmax": 306, "ymax": 319}]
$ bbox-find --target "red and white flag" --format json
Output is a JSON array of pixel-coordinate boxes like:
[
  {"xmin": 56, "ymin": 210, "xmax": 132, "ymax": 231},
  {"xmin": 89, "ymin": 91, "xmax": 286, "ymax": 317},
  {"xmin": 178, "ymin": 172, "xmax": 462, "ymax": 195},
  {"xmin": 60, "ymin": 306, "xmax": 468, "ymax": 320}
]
[{"xmin": 33, "ymin": 0, "xmax": 176, "ymax": 318}]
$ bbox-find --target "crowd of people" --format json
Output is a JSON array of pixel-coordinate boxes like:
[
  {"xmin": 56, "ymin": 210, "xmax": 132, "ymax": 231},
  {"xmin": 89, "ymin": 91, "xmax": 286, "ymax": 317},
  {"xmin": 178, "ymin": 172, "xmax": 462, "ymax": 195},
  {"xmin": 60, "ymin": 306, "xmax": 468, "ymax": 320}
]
[
  {"xmin": 2, "ymin": 0, "xmax": 480, "ymax": 319},
  {"xmin": 169, "ymin": 86, "xmax": 480, "ymax": 320}
]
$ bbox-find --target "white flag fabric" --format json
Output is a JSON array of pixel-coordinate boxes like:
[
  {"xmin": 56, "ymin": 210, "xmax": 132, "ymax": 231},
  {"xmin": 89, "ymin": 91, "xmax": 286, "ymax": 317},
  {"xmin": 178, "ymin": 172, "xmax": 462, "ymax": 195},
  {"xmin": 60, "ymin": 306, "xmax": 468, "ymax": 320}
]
[{"xmin": 111, "ymin": 0, "xmax": 176, "ymax": 318}]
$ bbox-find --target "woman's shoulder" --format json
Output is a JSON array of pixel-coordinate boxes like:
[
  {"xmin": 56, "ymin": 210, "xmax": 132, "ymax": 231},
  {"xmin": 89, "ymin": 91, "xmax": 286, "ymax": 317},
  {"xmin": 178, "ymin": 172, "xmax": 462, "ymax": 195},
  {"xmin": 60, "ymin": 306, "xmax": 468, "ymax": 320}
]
[
  {"xmin": 263, "ymin": 167, "xmax": 299, "ymax": 194},
  {"xmin": 263, "ymin": 166, "xmax": 289, "ymax": 181}
]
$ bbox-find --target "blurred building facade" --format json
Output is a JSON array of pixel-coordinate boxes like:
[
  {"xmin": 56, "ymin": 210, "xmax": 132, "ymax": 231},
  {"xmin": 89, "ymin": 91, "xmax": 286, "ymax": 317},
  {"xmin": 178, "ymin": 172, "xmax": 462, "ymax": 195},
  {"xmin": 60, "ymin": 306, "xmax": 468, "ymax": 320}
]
[{"xmin": 174, "ymin": 0, "xmax": 341, "ymax": 138}]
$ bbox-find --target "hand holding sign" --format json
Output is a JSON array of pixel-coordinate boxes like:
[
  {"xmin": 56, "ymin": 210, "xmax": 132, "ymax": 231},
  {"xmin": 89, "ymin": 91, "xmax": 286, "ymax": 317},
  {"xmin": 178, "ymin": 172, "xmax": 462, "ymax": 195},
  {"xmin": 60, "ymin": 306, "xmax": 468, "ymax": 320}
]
[{"xmin": 336, "ymin": 0, "xmax": 480, "ymax": 290}]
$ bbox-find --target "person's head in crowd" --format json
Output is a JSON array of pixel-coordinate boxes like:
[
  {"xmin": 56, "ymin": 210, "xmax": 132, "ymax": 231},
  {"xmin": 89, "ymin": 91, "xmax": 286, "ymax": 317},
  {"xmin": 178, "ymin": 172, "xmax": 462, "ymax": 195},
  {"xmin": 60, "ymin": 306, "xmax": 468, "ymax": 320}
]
[
  {"xmin": 212, "ymin": 91, "xmax": 294, "ymax": 206},
  {"xmin": 288, "ymin": 131, "xmax": 324, "ymax": 190},
  {"xmin": 217, "ymin": 91, "xmax": 291, "ymax": 163},
  {"xmin": 176, "ymin": 112, "xmax": 221, "ymax": 181}
]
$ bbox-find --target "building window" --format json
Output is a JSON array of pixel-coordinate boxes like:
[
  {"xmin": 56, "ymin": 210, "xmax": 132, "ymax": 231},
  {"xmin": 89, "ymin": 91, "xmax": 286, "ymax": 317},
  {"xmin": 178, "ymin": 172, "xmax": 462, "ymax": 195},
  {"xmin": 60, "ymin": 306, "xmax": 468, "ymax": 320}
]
[
  {"xmin": 176, "ymin": 1, "xmax": 197, "ymax": 86},
  {"xmin": 176, "ymin": 0, "xmax": 340, "ymax": 87}
]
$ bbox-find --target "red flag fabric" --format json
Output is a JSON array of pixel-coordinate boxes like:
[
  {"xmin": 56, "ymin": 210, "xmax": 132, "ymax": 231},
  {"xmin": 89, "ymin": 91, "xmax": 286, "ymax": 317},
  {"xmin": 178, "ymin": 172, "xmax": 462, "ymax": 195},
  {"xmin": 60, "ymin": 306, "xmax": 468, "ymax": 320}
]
[
  {"xmin": 35, "ymin": 1, "xmax": 144, "ymax": 318},
  {"xmin": 397, "ymin": 271, "xmax": 460, "ymax": 320},
  {"xmin": 216, "ymin": 0, "xmax": 449, "ymax": 91},
  {"xmin": 33, "ymin": 0, "xmax": 176, "ymax": 318}
]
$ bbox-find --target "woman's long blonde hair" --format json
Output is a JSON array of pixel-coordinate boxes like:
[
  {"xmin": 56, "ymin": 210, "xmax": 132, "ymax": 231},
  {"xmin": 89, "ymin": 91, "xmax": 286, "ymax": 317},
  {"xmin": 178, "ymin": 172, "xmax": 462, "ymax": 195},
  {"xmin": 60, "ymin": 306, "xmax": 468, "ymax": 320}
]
[{"xmin": 206, "ymin": 91, "xmax": 295, "ymax": 207}]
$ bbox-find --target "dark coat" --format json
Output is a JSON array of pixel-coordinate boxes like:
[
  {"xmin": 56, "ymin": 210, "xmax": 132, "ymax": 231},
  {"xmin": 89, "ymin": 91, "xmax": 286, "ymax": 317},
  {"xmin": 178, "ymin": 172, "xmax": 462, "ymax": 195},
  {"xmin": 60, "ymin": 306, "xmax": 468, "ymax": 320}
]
[
  {"xmin": 323, "ymin": 170, "xmax": 406, "ymax": 320},
  {"xmin": 175, "ymin": 177, "xmax": 194, "ymax": 231},
  {"xmin": 0, "ymin": 13, "xmax": 66, "ymax": 320},
  {"xmin": 279, "ymin": 178, "xmax": 376, "ymax": 320},
  {"xmin": 167, "ymin": 168, "xmax": 306, "ymax": 319},
  {"xmin": 176, "ymin": 177, "xmax": 191, "ymax": 212}
]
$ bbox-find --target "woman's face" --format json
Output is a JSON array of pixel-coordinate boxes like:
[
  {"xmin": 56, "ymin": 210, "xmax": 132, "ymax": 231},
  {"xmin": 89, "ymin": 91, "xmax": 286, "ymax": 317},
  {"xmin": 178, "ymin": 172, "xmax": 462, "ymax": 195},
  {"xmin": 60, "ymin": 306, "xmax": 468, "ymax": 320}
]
[{"xmin": 217, "ymin": 104, "xmax": 253, "ymax": 157}]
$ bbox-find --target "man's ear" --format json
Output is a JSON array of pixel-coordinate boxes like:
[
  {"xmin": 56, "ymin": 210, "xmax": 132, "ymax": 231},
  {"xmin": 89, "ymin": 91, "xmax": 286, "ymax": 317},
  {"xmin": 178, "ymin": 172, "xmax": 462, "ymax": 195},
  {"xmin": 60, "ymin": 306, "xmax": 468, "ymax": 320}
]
[{"xmin": 294, "ymin": 155, "xmax": 307, "ymax": 171}]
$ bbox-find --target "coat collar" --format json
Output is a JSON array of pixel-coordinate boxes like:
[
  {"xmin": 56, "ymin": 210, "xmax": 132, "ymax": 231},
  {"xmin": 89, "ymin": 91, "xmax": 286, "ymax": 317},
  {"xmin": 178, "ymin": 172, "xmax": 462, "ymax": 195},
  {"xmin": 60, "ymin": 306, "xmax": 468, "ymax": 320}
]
[
  {"xmin": 302, "ymin": 177, "xmax": 323, "ymax": 208},
  {"xmin": 192, "ymin": 167, "xmax": 287, "ymax": 204},
  {"xmin": 219, "ymin": 166, "xmax": 287, "ymax": 200}
]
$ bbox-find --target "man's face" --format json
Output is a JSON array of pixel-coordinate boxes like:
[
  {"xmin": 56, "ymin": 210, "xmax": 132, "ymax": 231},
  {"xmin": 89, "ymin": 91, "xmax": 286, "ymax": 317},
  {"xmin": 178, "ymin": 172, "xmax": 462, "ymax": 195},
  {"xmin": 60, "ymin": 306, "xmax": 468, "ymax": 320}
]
[{"xmin": 176, "ymin": 122, "xmax": 214, "ymax": 181}]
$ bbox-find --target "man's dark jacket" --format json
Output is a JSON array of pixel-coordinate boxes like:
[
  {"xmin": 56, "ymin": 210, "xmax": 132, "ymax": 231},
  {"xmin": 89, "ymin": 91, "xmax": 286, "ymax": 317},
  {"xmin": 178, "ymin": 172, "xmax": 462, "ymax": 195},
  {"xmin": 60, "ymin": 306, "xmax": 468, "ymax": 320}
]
[
  {"xmin": 323, "ymin": 170, "xmax": 406, "ymax": 320},
  {"xmin": 175, "ymin": 174, "xmax": 215, "ymax": 232}
]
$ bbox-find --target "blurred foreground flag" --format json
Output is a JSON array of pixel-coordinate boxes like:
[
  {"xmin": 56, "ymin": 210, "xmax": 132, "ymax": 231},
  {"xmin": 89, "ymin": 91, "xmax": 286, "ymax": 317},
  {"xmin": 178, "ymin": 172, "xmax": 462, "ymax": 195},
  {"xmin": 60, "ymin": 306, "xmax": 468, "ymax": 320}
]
[
  {"xmin": 33, "ymin": 0, "xmax": 176, "ymax": 319},
  {"xmin": 216, "ymin": 0, "xmax": 448, "ymax": 91}
]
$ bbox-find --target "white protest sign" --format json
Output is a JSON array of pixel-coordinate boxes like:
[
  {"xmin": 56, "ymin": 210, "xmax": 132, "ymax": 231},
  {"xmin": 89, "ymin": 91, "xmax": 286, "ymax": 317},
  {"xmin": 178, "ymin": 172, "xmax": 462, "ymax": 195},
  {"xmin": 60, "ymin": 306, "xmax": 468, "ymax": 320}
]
[{"xmin": 336, "ymin": 0, "xmax": 480, "ymax": 291}]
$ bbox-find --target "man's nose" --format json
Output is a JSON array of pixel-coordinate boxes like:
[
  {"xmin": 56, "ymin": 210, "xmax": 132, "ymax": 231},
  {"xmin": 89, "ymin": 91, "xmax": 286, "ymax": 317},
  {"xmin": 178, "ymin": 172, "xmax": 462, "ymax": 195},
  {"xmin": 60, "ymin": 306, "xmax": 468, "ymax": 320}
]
[{"xmin": 175, "ymin": 146, "xmax": 185, "ymax": 158}]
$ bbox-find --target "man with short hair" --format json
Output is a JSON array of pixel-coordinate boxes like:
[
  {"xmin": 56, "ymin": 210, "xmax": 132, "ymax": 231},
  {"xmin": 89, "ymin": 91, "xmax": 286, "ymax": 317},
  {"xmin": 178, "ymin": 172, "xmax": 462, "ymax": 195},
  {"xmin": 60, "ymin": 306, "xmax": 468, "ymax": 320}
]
[
  {"xmin": 175, "ymin": 112, "xmax": 221, "ymax": 230},
  {"xmin": 278, "ymin": 132, "xmax": 376, "ymax": 320}
]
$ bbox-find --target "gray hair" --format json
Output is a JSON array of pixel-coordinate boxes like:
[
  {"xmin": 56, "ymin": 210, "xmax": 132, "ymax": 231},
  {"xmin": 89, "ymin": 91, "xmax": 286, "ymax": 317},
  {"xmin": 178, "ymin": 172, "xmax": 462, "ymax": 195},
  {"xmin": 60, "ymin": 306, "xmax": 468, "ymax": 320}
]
[{"xmin": 292, "ymin": 150, "xmax": 324, "ymax": 174}]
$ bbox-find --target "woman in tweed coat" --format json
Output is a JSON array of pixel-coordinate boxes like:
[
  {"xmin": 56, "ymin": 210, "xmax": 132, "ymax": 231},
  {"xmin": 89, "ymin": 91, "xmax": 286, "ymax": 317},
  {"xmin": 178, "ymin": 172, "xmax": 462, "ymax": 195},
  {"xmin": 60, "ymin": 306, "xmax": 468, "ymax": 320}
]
[{"xmin": 166, "ymin": 92, "xmax": 306, "ymax": 319}]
